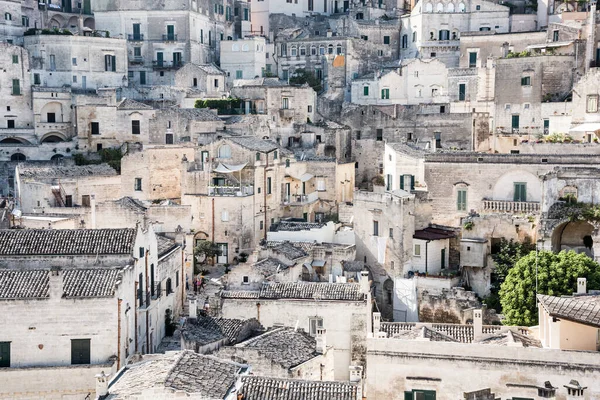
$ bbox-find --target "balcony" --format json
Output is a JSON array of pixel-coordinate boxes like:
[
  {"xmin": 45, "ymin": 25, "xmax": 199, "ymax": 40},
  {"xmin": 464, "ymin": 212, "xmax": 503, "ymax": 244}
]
[
  {"xmin": 162, "ymin": 34, "xmax": 178, "ymax": 41},
  {"xmin": 421, "ymin": 40, "xmax": 460, "ymax": 49},
  {"xmin": 283, "ymin": 192, "xmax": 319, "ymax": 205},
  {"xmin": 130, "ymin": 56, "xmax": 144, "ymax": 64},
  {"xmin": 153, "ymin": 60, "xmax": 184, "ymax": 70},
  {"xmin": 279, "ymin": 108, "xmax": 295, "ymax": 119},
  {"xmin": 482, "ymin": 200, "xmax": 540, "ymax": 213},
  {"xmin": 208, "ymin": 185, "xmax": 254, "ymax": 197},
  {"xmin": 127, "ymin": 34, "xmax": 144, "ymax": 41}
]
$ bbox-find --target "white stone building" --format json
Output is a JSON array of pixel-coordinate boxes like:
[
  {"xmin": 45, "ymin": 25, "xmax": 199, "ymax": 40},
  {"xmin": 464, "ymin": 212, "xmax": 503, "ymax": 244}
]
[{"xmin": 220, "ymin": 36, "xmax": 271, "ymax": 85}]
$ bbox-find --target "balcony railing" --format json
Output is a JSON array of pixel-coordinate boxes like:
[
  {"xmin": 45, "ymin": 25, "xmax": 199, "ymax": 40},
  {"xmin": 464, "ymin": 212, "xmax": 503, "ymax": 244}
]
[
  {"xmin": 482, "ymin": 200, "xmax": 540, "ymax": 213},
  {"xmin": 283, "ymin": 192, "xmax": 319, "ymax": 205},
  {"xmin": 153, "ymin": 60, "xmax": 184, "ymax": 69},
  {"xmin": 162, "ymin": 34, "xmax": 178, "ymax": 41},
  {"xmin": 130, "ymin": 56, "xmax": 144, "ymax": 64},
  {"xmin": 127, "ymin": 34, "xmax": 144, "ymax": 41},
  {"xmin": 279, "ymin": 108, "xmax": 295, "ymax": 119},
  {"xmin": 208, "ymin": 185, "xmax": 254, "ymax": 197}
]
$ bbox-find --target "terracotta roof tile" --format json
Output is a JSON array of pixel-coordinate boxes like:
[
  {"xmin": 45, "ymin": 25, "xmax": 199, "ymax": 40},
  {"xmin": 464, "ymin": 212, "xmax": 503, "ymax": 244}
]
[
  {"xmin": 0, "ymin": 269, "xmax": 49, "ymax": 299},
  {"xmin": 239, "ymin": 376, "xmax": 358, "ymax": 400},
  {"xmin": 538, "ymin": 294, "xmax": 600, "ymax": 328}
]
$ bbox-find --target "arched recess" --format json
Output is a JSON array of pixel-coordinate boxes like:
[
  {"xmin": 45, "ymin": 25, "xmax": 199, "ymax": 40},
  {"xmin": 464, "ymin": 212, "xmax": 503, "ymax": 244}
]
[
  {"xmin": 551, "ymin": 220, "xmax": 595, "ymax": 258},
  {"xmin": 83, "ymin": 17, "xmax": 95, "ymax": 29},
  {"xmin": 49, "ymin": 15, "xmax": 66, "ymax": 28},
  {"xmin": 51, "ymin": 154, "xmax": 64, "ymax": 160},
  {"xmin": 1, "ymin": 137, "xmax": 30, "ymax": 144},
  {"xmin": 11, "ymin": 153, "xmax": 26, "ymax": 161},
  {"xmin": 67, "ymin": 16, "xmax": 78, "ymax": 28},
  {"xmin": 40, "ymin": 101, "xmax": 64, "ymax": 123},
  {"xmin": 491, "ymin": 170, "xmax": 541, "ymax": 202},
  {"xmin": 41, "ymin": 132, "xmax": 67, "ymax": 143}
]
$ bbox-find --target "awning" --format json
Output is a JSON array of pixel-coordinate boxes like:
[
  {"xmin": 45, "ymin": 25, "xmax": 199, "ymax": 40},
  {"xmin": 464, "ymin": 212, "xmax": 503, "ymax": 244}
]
[
  {"xmin": 527, "ymin": 41, "xmax": 573, "ymax": 49},
  {"xmin": 290, "ymin": 172, "xmax": 314, "ymax": 182},
  {"xmin": 570, "ymin": 123, "xmax": 600, "ymax": 132},
  {"xmin": 312, "ymin": 260, "xmax": 326, "ymax": 267},
  {"xmin": 213, "ymin": 162, "xmax": 247, "ymax": 173}
]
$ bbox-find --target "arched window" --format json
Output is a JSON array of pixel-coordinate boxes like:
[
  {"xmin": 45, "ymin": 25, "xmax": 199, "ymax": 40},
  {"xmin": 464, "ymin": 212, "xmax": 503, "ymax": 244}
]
[
  {"xmin": 300, "ymin": 45, "xmax": 306, "ymax": 56},
  {"xmin": 319, "ymin": 45, "xmax": 325, "ymax": 55},
  {"xmin": 328, "ymin": 44, "xmax": 333, "ymax": 54},
  {"xmin": 291, "ymin": 46, "xmax": 298, "ymax": 56},
  {"xmin": 232, "ymin": 44, "xmax": 240, "ymax": 51},
  {"xmin": 458, "ymin": 2, "xmax": 465, "ymax": 11},
  {"xmin": 51, "ymin": 154, "xmax": 64, "ymax": 161},
  {"xmin": 336, "ymin": 44, "xmax": 342, "ymax": 55},
  {"xmin": 242, "ymin": 44, "xmax": 249, "ymax": 51},
  {"xmin": 425, "ymin": 3, "xmax": 433, "ymax": 12},
  {"xmin": 447, "ymin": 2, "xmax": 455, "ymax": 12},
  {"xmin": 436, "ymin": 2, "xmax": 443, "ymax": 11},
  {"xmin": 11, "ymin": 153, "xmax": 26, "ymax": 161},
  {"xmin": 310, "ymin": 46, "xmax": 317, "ymax": 56},
  {"xmin": 439, "ymin": 30, "xmax": 450, "ymax": 40},
  {"xmin": 4, "ymin": 13, "xmax": 12, "ymax": 21},
  {"xmin": 218, "ymin": 144, "xmax": 231, "ymax": 158}
]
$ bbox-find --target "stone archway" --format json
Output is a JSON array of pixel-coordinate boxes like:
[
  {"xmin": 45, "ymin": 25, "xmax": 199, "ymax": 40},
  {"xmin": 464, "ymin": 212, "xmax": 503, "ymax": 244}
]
[{"xmin": 551, "ymin": 220, "xmax": 596, "ymax": 258}]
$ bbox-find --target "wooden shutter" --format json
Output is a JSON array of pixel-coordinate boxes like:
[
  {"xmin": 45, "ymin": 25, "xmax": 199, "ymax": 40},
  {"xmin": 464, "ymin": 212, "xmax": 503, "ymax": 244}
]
[
  {"xmin": 71, "ymin": 339, "xmax": 90, "ymax": 365},
  {"xmin": 111, "ymin": 55, "xmax": 116, "ymax": 71},
  {"xmin": 399, "ymin": 175, "xmax": 404, "ymax": 190},
  {"xmin": 404, "ymin": 392, "xmax": 413, "ymax": 400},
  {"xmin": 410, "ymin": 175, "xmax": 415, "ymax": 190},
  {"xmin": 0, "ymin": 342, "xmax": 10, "ymax": 367}
]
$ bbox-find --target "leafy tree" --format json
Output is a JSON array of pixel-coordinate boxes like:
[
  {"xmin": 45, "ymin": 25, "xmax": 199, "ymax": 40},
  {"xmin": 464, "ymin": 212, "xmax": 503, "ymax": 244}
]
[
  {"xmin": 193, "ymin": 240, "xmax": 222, "ymax": 273},
  {"xmin": 483, "ymin": 238, "xmax": 534, "ymax": 312},
  {"xmin": 289, "ymin": 69, "xmax": 322, "ymax": 93},
  {"xmin": 499, "ymin": 250, "xmax": 600, "ymax": 326}
]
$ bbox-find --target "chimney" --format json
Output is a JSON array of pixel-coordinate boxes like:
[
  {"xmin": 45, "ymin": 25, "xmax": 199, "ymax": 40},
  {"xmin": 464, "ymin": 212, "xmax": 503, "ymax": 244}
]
[
  {"xmin": 501, "ymin": 42, "xmax": 509, "ymax": 58},
  {"xmin": 349, "ymin": 366, "xmax": 363, "ymax": 399},
  {"xmin": 473, "ymin": 309, "xmax": 483, "ymax": 341},
  {"xmin": 359, "ymin": 271, "xmax": 370, "ymax": 295},
  {"xmin": 577, "ymin": 278, "xmax": 587, "ymax": 295},
  {"xmin": 585, "ymin": 1, "xmax": 597, "ymax": 72},
  {"xmin": 189, "ymin": 299, "xmax": 198, "ymax": 318},
  {"xmin": 49, "ymin": 267, "xmax": 62, "ymax": 300},
  {"xmin": 373, "ymin": 312, "xmax": 381, "ymax": 334},
  {"xmin": 90, "ymin": 194, "xmax": 96, "ymax": 229},
  {"xmin": 564, "ymin": 380, "xmax": 587, "ymax": 400},
  {"xmin": 95, "ymin": 371, "xmax": 109, "ymax": 398},
  {"xmin": 315, "ymin": 328, "xmax": 326, "ymax": 354}
]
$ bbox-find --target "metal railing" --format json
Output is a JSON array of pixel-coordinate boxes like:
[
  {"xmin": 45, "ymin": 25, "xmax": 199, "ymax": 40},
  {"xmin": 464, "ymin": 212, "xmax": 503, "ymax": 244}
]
[
  {"xmin": 127, "ymin": 34, "xmax": 144, "ymax": 41},
  {"xmin": 152, "ymin": 60, "xmax": 184, "ymax": 69},
  {"xmin": 482, "ymin": 200, "xmax": 540, "ymax": 213},
  {"xmin": 162, "ymin": 34, "xmax": 178, "ymax": 41},
  {"xmin": 208, "ymin": 185, "xmax": 254, "ymax": 196}
]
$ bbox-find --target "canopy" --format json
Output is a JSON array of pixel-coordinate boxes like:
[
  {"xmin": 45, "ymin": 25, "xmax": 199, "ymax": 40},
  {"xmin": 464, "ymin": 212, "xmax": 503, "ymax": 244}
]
[
  {"xmin": 213, "ymin": 162, "xmax": 247, "ymax": 173},
  {"xmin": 290, "ymin": 172, "xmax": 314, "ymax": 182},
  {"xmin": 570, "ymin": 123, "xmax": 600, "ymax": 132}
]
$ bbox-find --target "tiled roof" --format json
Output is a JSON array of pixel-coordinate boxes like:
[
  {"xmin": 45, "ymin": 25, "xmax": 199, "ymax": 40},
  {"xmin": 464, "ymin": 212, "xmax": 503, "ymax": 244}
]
[
  {"xmin": 156, "ymin": 235, "xmax": 179, "ymax": 258},
  {"xmin": 114, "ymin": 197, "xmax": 147, "ymax": 212},
  {"xmin": 62, "ymin": 268, "xmax": 120, "ymax": 298},
  {"xmin": 221, "ymin": 290, "xmax": 261, "ymax": 299},
  {"xmin": 0, "ymin": 270, "xmax": 49, "ymax": 299},
  {"xmin": 259, "ymin": 282, "xmax": 365, "ymax": 301},
  {"xmin": 253, "ymin": 258, "xmax": 290, "ymax": 277},
  {"xmin": 18, "ymin": 163, "xmax": 118, "ymax": 179},
  {"xmin": 266, "ymin": 241, "xmax": 315, "ymax": 253},
  {"xmin": 228, "ymin": 136, "xmax": 280, "ymax": 152},
  {"xmin": 196, "ymin": 63, "xmax": 226, "ymax": 75},
  {"xmin": 538, "ymin": 294, "xmax": 600, "ymax": 328},
  {"xmin": 237, "ymin": 327, "xmax": 318, "ymax": 369},
  {"xmin": 275, "ymin": 220, "xmax": 325, "ymax": 231},
  {"xmin": 0, "ymin": 228, "xmax": 136, "ymax": 255},
  {"xmin": 342, "ymin": 261, "xmax": 365, "ymax": 272},
  {"xmin": 169, "ymin": 107, "xmax": 222, "ymax": 121},
  {"xmin": 107, "ymin": 351, "xmax": 244, "ymax": 399},
  {"xmin": 413, "ymin": 227, "xmax": 456, "ymax": 241},
  {"xmin": 271, "ymin": 242, "xmax": 308, "ymax": 260},
  {"xmin": 233, "ymin": 77, "xmax": 288, "ymax": 87},
  {"xmin": 117, "ymin": 98, "xmax": 153, "ymax": 110},
  {"xmin": 479, "ymin": 330, "xmax": 542, "ymax": 348},
  {"xmin": 238, "ymin": 376, "xmax": 359, "ymax": 400},
  {"xmin": 183, "ymin": 312, "xmax": 261, "ymax": 346}
]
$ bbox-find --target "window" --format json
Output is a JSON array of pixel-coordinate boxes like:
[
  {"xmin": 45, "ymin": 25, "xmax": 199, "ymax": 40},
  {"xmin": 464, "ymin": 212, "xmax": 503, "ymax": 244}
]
[
  {"xmin": 33, "ymin": 73, "xmax": 40, "ymax": 85},
  {"xmin": 166, "ymin": 278, "xmax": 173, "ymax": 295},
  {"xmin": 166, "ymin": 133, "xmax": 174, "ymax": 144},
  {"xmin": 300, "ymin": 46, "xmax": 306, "ymax": 56},
  {"xmin": 319, "ymin": 45, "xmax": 325, "ymax": 55},
  {"xmin": 7, "ymin": 120, "xmax": 14, "ymax": 129},
  {"xmin": 373, "ymin": 220, "xmax": 379, "ymax": 236},
  {"xmin": 134, "ymin": 178, "xmax": 142, "ymax": 191},
  {"xmin": 49, "ymin": 54, "xmax": 56, "ymax": 71},
  {"xmin": 139, "ymin": 247, "xmax": 145, "ymax": 258},
  {"xmin": 458, "ymin": 83, "xmax": 466, "ymax": 101},
  {"xmin": 11, "ymin": 79, "xmax": 20, "ymax": 95},
  {"xmin": 274, "ymin": 151, "xmax": 278, "ymax": 159},
  {"xmin": 97, "ymin": 143, "xmax": 103, "ymax": 151},
  {"xmin": 381, "ymin": 88, "xmax": 390, "ymax": 99},
  {"xmin": 457, "ymin": 188, "xmax": 467, "ymax": 211},
  {"xmin": 414, "ymin": 244, "xmax": 421, "ymax": 256},
  {"xmin": 376, "ymin": 129, "xmax": 383, "ymax": 141},
  {"xmin": 214, "ymin": 79, "xmax": 219, "ymax": 88},
  {"xmin": 133, "ymin": 47, "xmax": 141, "ymax": 58},
  {"xmin": 139, "ymin": 71, "xmax": 146, "ymax": 85},
  {"xmin": 309, "ymin": 317, "xmax": 323, "ymax": 336},
  {"xmin": 244, "ymin": 8, "xmax": 249, "ymax": 20},
  {"xmin": 285, "ymin": 159, "xmax": 290, "ymax": 167},
  {"xmin": 256, "ymin": 152, "xmax": 261, "ymax": 161},
  {"xmin": 400, "ymin": 174, "xmax": 415, "ymax": 190},
  {"xmin": 439, "ymin": 30, "xmax": 450, "ymax": 40},
  {"xmin": 404, "ymin": 390, "xmax": 436, "ymax": 400},
  {"xmin": 291, "ymin": 46, "xmax": 297, "ymax": 56},
  {"xmin": 383, "ymin": 36, "xmax": 390, "ymax": 45},
  {"xmin": 282, "ymin": 97, "xmax": 289, "ymax": 109},
  {"xmin": 434, "ymin": 132, "xmax": 441, "ymax": 148},
  {"xmin": 47, "ymin": 113, "xmax": 56, "ymax": 123},
  {"xmin": 218, "ymin": 144, "xmax": 231, "ymax": 158},
  {"xmin": 401, "ymin": 34, "xmax": 408, "ymax": 48},
  {"xmin": 243, "ymin": 276, "xmax": 249, "ymax": 284},
  {"xmin": 12, "ymin": 55, "xmax": 18, "ymax": 64},
  {"xmin": 308, "ymin": 0, "xmax": 314, "ymax": 10},
  {"xmin": 514, "ymin": 182, "xmax": 527, "ymax": 202},
  {"xmin": 260, "ymin": 220, "xmax": 264, "ymax": 230},
  {"xmin": 317, "ymin": 179, "xmax": 326, "ymax": 191},
  {"xmin": 131, "ymin": 120, "xmax": 140, "ymax": 135},
  {"xmin": 412, "ymin": 32, "xmax": 417, "ymax": 42},
  {"xmin": 5, "ymin": 12, "xmax": 11, "ymax": 21},
  {"xmin": 71, "ymin": 339, "xmax": 91, "ymax": 365},
  {"xmin": 104, "ymin": 55, "xmax": 116, "ymax": 72},
  {"xmin": 82, "ymin": 195, "xmax": 91, "ymax": 207},
  {"xmin": 71, "ymin": 57, "xmax": 77, "ymax": 66},
  {"xmin": 521, "ymin": 76, "xmax": 531, "ymax": 86},
  {"xmin": 221, "ymin": 210, "xmax": 229, "ymax": 221},
  {"xmin": 22, "ymin": 16, "xmax": 29, "ymax": 27},
  {"xmin": 363, "ymin": 86, "xmax": 369, "ymax": 96},
  {"xmin": 553, "ymin": 30, "xmax": 559, "ymax": 42},
  {"xmin": 73, "ymin": 75, "xmax": 78, "ymax": 83},
  {"xmin": 476, "ymin": 4, "xmax": 480, "ymax": 9},
  {"xmin": 0, "ymin": 342, "xmax": 10, "ymax": 367},
  {"xmin": 91, "ymin": 122, "xmax": 100, "ymax": 135},
  {"xmin": 311, "ymin": 46, "xmax": 317, "ymax": 56},
  {"xmin": 389, "ymin": 228, "xmax": 394, "ymax": 238},
  {"xmin": 308, "ymin": 105, "xmax": 313, "ymax": 113},
  {"xmin": 479, "ymin": 26, "xmax": 490, "ymax": 31},
  {"xmin": 267, "ymin": 177, "xmax": 272, "ymax": 194},
  {"xmin": 469, "ymin": 52, "xmax": 477, "ymax": 67},
  {"xmin": 586, "ymin": 95, "xmax": 598, "ymax": 113},
  {"xmin": 512, "ymin": 115, "xmax": 520, "ymax": 131}
]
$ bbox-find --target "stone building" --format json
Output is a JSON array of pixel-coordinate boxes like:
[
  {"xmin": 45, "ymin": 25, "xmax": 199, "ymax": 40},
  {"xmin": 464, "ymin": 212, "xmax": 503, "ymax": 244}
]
[
  {"xmin": 220, "ymin": 36, "xmax": 272, "ymax": 84},
  {"xmin": 220, "ymin": 278, "xmax": 371, "ymax": 380}
]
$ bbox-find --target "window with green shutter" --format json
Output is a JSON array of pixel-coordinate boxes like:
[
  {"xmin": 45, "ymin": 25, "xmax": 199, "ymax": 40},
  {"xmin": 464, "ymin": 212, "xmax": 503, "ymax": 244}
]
[
  {"xmin": 521, "ymin": 76, "xmax": 531, "ymax": 86},
  {"xmin": 404, "ymin": 390, "xmax": 436, "ymax": 400},
  {"xmin": 363, "ymin": 86, "xmax": 369, "ymax": 96},
  {"xmin": 457, "ymin": 188, "xmax": 467, "ymax": 211},
  {"xmin": 71, "ymin": 339, "xmax": 91, "ymax": 365},
  {"xmin": 381, "ymin": 88, "xmax": 390, "ymax": 99},
  {"xmin": 0, "ymin": 342, "xmax": 10, "ymax": 367},
  {"xmin": 12, "ymin": 79, "xmax": 20, "ymax": 95},
  {"xmin": 514, "ymin": 182, "xmax": 527, "ymax": 202}
]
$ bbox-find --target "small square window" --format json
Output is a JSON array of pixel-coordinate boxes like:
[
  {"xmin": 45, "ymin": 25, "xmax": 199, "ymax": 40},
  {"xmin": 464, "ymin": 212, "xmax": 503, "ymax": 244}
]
[
  {"xmin": 12, "ymin": 55, "xmax": 18, "ymax": 64},
  {"xmin": 91, "ymin": 122, "xmax": 100, "ymax": 135},
  {"xmin": 476, "ymin": 5, "xmax": 480, "ymax": 9},
  {"xmin": 134, "ymin": 178, "xmax": 142, "ymax": 191},
  {"xmin": 521, "ymin": 76, "xmax": 531, "ymax": 86},
  {"xmin": 414, "ymin": 244, "xmax": 421, "ymax": 256},
  {"xmin": 586, "ymin": 95, "xmax": 598, "ymax": 113},
  {"xmin": 72, "ymin": 57, "xmax": 77, "ymax": 66}
]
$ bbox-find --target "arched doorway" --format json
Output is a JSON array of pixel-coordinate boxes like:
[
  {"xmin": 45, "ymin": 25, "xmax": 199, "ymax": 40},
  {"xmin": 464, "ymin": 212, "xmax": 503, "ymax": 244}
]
[
  {"xmin": 551, "ymin": 220, "xmax": 595, "ymax": 258},
  {"xmin": 51, "ymin": 154, "xmax": 64, "ymax": 161},
  {"xmin": 10, "ymin": 153, "xmax": 26, "ymax": 161},
  {"xmin": 0, "ymin": 138, "xmax": 26, "ymax": 144},
  {"xmin": 41, "ymin": 134, "xmax": 66, "ymax": 143}
]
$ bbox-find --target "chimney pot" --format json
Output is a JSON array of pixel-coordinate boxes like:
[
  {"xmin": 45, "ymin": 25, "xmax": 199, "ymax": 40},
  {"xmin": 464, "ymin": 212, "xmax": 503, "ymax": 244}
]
[
  {"xmin": 473, "ymin": 309, "xmax": 483, "ymax": 341},
  {"xmin": 95, "ymin": 371, "xmax": 109, "ymax": 397},
  {"xmin": 315, "ymin": 328, "xmax": 326, "ymax": 354},
  {"xmin": 577, "ymin": 278, "xmax": 587, "ymax": 295},
  {"xmin": 360, "ymin": 271, "xmax": 370, "ymax": 294},
  {"xmin": 373, "ymin": 312, "xmax": 381, "ymax": 333}
]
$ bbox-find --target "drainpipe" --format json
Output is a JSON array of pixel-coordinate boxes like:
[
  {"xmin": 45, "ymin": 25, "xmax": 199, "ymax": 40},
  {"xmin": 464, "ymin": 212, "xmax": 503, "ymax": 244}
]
[
  {"xmin": 425, "ymin": 240, "xmax": 431, "ymax": 276},
  {"xmin": 264, "ymin": 153, "xmax": 268, "ymax": 241},
  {"xmin": 145, "ymin": 250, "xmax": 149, "ymax": 354},
  {"xmin": 134, "ymin": 284, "xmax": 138, "ymax": 352},
  {"xmin": 212, "ymin": 197, "xmax": 215, "ymax": 263},
  {"xmin": 117, "ymin": 298, "xmax": 122, "ymax": 369}
]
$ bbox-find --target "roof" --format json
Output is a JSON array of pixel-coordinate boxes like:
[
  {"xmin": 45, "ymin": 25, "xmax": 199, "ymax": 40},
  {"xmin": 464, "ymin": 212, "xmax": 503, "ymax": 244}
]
[
  {"xmin": 196, "ymin": 63, "xmax": 226, "ymax": 75},
  {"xmin": 156, "ymin": 235, "xmax": 179, "ymax": 258},
  {"xmin": 0, "ymin": 228, "xmax": 136, "ymax": 256},
  {"xmin": 413, "ymin": 227, "xmax": 456, "ymax": 241},
  {"xmin": 538, "ymin": 294, "xmax": 600, "ymax": 328},
  {"xmin": 271, "ymin": 242, "xmax": 308, "ymax": 260},
  {"xmin": 228, "ymin": 136, "xmax": 280, "ymax": 152},
  {"xmin": 0, "ymin": 268, "xmax": 121, "ymax": 300},
  {"xmin": 275, "ymin": 220, "xmax": 325, "ymax": 231},
  {"xmin": 117, "ymin": 98, "xmax": 153, "ymax": 110},
  {"xmin": 107, "ymin": 351, "xmax": 244, "ymax": 399},
  {"xmin": 233, "ymin": 77, "xmax": 289, "ymax": 87},
  {"xmin": 253, "ymin": 257, "xmax": 291, "ymax": 277},
  {"xmin": 236, "ymin": 327, "xmax": 318, "ymax": 369},
  {"xmin": 222, "ymin": 282, "xmax": 365, "ymax": 302},
  {"xmin": 238, "ymin": 376, "xmax": 358, "ymax": 400},
  {"xmin": 343, "ymin": 260, "xmax": 365, "ymax": 272},
  {"xmin": 18, "ymin": 163, "xmax": 117, "ymax": 179},
  {"xmin": 114, "ymin": 197, "xmax": 147, "ymax": 212},
  {"xmin": 182, "ymin": 312, "xmax": 261, "ymax": 346},
  {"xmin": 167, "ymin": 107, "xmax": 222, "ymax": 121}
]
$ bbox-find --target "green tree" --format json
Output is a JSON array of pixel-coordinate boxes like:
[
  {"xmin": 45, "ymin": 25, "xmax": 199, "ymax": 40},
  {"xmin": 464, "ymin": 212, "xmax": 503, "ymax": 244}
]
[
  {"xmin": 499, "ymin": 250, "xmax": 600, "ymax": 326},
  {"xmin": 484, "ymin": 238, "xmax": 535, "ymax": 312},
  {"xmin": 193, "ymin": 240, "xmax": 221, "ymax": 273},
  {"xmin": 289, "ymin": 69, "xmax": 322, "ymax": 93}
]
